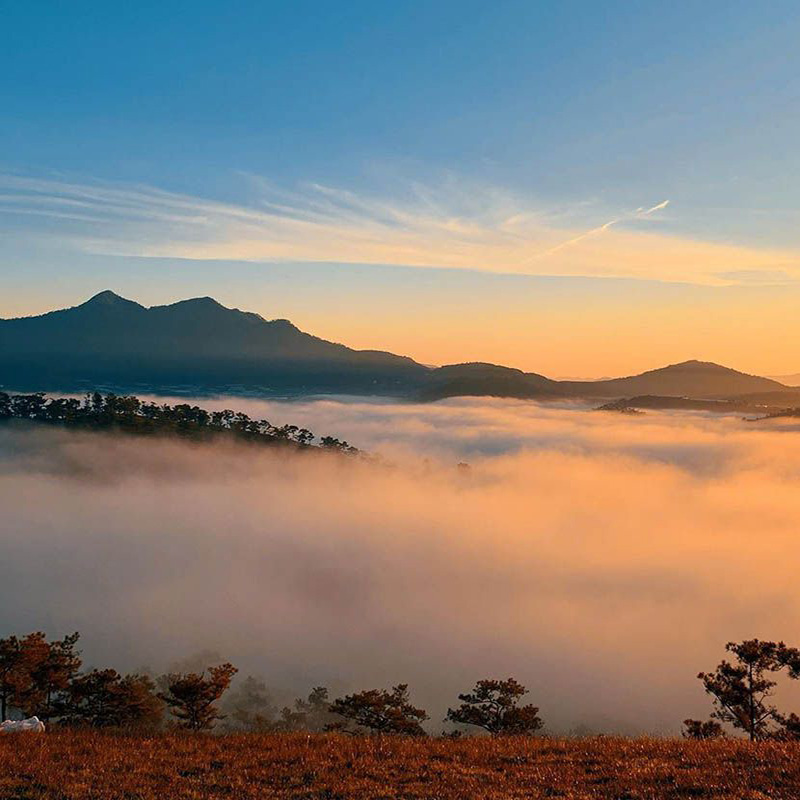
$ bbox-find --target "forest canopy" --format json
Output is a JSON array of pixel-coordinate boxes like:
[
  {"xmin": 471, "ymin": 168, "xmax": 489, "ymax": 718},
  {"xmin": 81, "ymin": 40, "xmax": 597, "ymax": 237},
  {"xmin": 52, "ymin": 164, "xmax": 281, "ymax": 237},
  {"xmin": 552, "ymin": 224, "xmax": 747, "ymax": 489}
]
[{"xmin": 0, "ymin": 391, "xmax": 358, "ymax": 453}]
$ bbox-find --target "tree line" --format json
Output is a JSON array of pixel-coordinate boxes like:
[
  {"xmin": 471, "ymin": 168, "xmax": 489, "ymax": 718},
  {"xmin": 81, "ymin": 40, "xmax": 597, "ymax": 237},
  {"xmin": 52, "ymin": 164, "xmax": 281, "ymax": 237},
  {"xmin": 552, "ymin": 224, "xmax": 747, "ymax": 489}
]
[
  {"xmin": 0, "ymin": 632, "xmax": 540, "ymax": 735},
  {"xmin": 0, "ymin": 392, "xmax": 358, "ymax": 453},
  {"xmin": 4, "ymin": 632, "xmax": 800, "ymax": 739}
]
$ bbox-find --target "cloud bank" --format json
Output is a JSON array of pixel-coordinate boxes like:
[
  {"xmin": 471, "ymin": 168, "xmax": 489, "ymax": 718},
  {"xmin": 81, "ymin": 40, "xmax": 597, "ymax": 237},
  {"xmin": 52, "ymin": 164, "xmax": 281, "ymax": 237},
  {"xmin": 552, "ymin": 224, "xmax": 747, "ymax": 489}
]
[
  {"xmin": 2, "ymin": 399, "xmax": 800, "ymax": 734},
  {"xmin": 1, "ymin": 172, "xmax": 797, "ymax": 285}
]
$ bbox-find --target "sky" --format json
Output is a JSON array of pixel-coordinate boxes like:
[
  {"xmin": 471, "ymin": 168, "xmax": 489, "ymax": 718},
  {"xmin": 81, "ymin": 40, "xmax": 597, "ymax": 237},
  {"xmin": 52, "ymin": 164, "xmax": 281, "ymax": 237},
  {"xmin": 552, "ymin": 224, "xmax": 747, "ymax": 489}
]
[{"xmin": 1, "ymin": 1, "xmax": 800, "ymax": 377}]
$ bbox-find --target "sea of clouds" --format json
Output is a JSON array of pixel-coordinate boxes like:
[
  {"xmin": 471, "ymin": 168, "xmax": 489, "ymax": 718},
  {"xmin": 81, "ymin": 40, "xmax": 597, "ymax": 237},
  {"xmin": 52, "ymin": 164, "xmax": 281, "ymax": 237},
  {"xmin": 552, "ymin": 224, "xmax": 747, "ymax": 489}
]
[{"xmin": 2, "ymin": 397, "xmax": 800, "ymax": 734}]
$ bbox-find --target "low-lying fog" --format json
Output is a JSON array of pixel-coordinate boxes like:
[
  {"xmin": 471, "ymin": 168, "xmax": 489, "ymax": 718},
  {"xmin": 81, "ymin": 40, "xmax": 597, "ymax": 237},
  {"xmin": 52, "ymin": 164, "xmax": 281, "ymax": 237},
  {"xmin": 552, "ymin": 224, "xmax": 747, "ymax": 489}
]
[{"xmin": 2, "ymin": 396, "xmax": 800, "ymax": 734}]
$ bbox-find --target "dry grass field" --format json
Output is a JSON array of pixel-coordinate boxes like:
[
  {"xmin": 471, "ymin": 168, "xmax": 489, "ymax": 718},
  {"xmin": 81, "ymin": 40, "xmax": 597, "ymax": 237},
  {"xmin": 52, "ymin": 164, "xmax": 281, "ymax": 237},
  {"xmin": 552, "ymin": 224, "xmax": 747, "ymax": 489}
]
[{"xmin": 0, "ymin": 732, "xmax": 798, "ymax": 799}]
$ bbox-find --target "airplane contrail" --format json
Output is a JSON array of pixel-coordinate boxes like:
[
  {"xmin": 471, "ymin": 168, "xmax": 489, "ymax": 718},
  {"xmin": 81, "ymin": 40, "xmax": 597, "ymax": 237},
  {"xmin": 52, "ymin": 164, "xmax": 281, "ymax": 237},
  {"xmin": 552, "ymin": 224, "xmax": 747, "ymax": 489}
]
[
  {"xmin": 525, "ymin": 199, "xmax": 670, "ymax": 263},
  {"xmin": 639, "ymin": 199, "xmax": 670, "ymax": 215}
]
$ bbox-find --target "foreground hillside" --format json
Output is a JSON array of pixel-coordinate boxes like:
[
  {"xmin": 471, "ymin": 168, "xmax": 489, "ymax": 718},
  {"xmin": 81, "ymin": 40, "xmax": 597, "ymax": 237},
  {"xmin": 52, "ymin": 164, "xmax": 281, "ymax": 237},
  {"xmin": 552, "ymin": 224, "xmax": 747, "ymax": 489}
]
[{"xmin": 1, "ymin": 732, "xmax": 799, "ymax": 799}]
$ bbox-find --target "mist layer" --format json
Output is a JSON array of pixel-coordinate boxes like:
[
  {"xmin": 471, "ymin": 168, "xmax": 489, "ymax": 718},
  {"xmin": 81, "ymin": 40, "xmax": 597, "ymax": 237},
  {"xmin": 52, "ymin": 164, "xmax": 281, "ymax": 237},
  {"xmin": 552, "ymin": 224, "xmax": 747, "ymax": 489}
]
[{"xmin": 2, "ymin": 399, "xmax": 799, "ymax": 733}]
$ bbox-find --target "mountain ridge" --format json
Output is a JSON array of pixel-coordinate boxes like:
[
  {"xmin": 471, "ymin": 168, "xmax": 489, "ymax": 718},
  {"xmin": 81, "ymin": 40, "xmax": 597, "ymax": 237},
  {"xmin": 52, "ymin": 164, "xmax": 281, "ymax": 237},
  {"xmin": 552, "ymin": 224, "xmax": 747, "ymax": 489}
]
[
  {"xmin": 1, "ymin": 290, "xmax": 420, "ymax": 363},
  {"xmin": 0, "ymin": 291, "xmax": 792, "ymax": 401}
]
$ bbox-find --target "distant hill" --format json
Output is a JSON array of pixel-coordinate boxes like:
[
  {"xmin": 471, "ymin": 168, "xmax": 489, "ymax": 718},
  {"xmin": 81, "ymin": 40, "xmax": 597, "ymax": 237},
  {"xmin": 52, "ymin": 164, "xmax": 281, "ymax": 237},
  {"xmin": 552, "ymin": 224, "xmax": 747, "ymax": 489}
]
[
  {"xmin": 559, "ymin": 360, "xmax": 787, "ymax": 399},
  {"xmin": 1, "ymin": 291, "xmax": 793, "ymax": 402},
  {"xmin": 0, "ymin": 291, "xmax": 428, "ymax": 394},
  {"xmin": 418, "ymin": 363, "xmax": 560, "ymax": 401},
  {"xmin": 421, "ymin": 360, "xmax": 790, "ymax": 401}
]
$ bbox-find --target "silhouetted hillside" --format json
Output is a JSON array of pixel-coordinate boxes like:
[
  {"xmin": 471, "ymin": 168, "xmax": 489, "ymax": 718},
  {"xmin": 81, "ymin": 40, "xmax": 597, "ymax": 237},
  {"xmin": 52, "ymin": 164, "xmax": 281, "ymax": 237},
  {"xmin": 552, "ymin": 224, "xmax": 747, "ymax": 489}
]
[
  {"xmin": 563, "ymin": 360, "xmax": 786, "ymax": 398},
  {"xmin": 421, "ymin": 360, "xmax": 789, "ymax": 401},
  {"xmin": 418, "ymin": 363, "xmax": 560, "ymax": 401},
  {"xmin": 0, "ymin": 291, "xmax": 428, "ymax": 394},
  {"xmin": 1, "ymin": 293, "xmax": 793, "ymax": 402}
]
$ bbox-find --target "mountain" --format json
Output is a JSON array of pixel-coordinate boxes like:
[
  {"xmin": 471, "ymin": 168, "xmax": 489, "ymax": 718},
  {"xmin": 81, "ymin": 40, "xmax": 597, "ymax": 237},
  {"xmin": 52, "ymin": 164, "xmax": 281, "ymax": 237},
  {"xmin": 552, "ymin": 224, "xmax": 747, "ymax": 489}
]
[
  {"xmin": 1, "ymin": 291, "xmax": 793, "ymax": 402},
  {"xmin": 559, "ymin": 360, "xmax": 787, "ymax": 399},
  {"xmin": 421, "ymin": 360, "xmax": 789, "ymax": 401},
  {"xmin": 0, "ymin": 291, "xmax": 428, "ymax": 394},
  {"xmin": 418, "ymin": 363, "xmax": 560, "ymax": 401}
]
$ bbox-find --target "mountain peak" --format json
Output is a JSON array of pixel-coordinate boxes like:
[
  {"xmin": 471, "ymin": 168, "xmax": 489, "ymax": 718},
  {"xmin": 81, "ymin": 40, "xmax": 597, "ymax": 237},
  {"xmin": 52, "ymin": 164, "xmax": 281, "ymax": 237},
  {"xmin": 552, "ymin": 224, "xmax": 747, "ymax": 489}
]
[
  {"xmin": 663, "ymin": 360, "xmax": 759, "ymax": 376},
  {"xmin": 671, "ymin": 359, "xmax": 724, "ymax": 369},
  {"xmin": 150, "ymin": 296, "xmax": 231, "ymax": 314},
  {"xmin": 80, "ymin": 291, "xmax": 144, "ymax": 311},
  {"xmin": 178, "ymin": 296, "xmax": 223, "ymax": 308},
  {"xmin": 85, "ymin": 290, "xmax": 125, "ymax": 304}
]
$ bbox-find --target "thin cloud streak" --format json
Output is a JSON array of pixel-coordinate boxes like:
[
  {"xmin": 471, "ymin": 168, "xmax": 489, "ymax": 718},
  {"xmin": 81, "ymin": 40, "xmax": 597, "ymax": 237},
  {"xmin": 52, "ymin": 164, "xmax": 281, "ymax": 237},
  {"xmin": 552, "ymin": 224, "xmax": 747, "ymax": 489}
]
[
  {"xmin": 523, "ymin": 199, "xmax": 671, "ymax": 263},
  {"xmin": 0, "ymin": 172, "xmax": 797, "ymax": 285}
]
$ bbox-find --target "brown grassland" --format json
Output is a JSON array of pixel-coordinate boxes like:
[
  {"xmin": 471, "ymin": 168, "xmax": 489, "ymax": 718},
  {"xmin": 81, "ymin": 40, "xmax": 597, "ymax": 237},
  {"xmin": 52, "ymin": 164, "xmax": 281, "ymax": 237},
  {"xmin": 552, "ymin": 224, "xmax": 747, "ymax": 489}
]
[{"xmin": 0, "ymin": 732, "xmax": 799, "ymax": 800}]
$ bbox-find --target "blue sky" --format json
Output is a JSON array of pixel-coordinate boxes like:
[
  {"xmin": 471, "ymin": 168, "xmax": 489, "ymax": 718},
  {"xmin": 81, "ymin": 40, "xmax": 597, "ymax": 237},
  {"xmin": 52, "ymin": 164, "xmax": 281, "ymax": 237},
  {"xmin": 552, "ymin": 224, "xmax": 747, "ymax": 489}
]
[
  {"xmin": 2, "ymin": 1, "xmax": 800, "ymax": 374},
  {"xmin": 3, "ymin": 1, "xmax": 799, "ymax": 215}
]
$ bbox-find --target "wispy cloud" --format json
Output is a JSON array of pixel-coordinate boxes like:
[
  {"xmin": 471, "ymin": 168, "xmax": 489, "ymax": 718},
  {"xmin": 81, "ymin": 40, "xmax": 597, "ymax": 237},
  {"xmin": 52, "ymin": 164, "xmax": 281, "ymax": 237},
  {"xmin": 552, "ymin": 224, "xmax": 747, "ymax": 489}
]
[
  {"xmin": 523, "ymin": 199, "xmax": 671, "ymax": 263},
  {"xmin": 0, "ymin": 172, "xmax": 797, "ymax": 285}
]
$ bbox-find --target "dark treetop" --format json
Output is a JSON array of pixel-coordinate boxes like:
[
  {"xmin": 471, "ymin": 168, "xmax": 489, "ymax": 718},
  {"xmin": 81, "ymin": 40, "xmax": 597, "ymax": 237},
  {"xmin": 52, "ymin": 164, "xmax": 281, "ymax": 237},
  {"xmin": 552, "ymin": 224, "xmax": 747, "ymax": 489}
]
[{"xmin": 0, "ymin": 391, "xmax": 358, "ymax": 453}]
